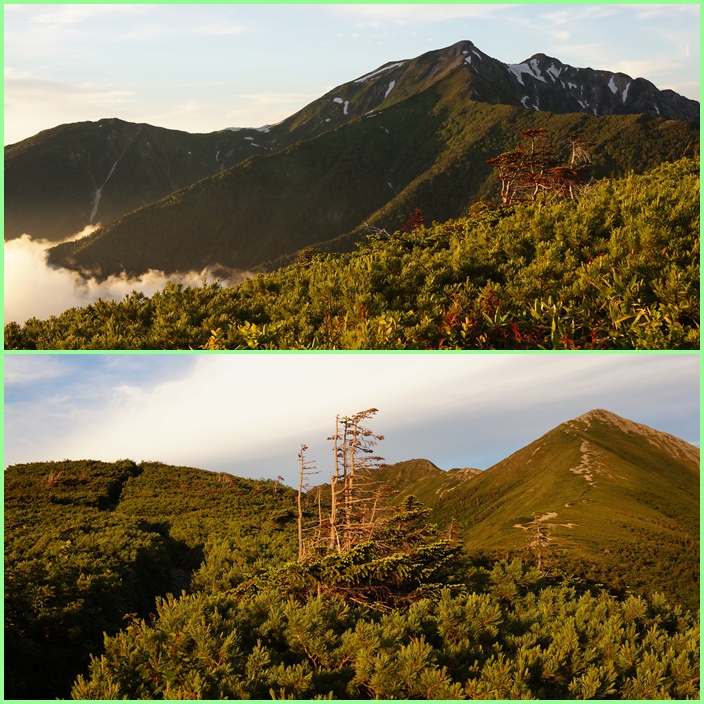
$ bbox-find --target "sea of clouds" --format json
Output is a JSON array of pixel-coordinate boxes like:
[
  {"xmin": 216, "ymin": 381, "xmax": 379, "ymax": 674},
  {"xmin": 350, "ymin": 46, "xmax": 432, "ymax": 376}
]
[{"xmin": 4, "ymin": 229, "xmax": 250, "ymax": 325}]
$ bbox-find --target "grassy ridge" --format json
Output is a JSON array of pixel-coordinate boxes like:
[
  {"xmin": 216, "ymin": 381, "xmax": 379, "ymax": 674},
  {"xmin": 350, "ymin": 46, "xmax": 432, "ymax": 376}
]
[
  {"xmin": 7, "ymin": 157, "xmax": 699, "ymax": 350},
  {"xmin": 425, "ymin": 411, "xmax": 700, "ymax": 610},
  {"xmin": 5, "ymin": 409, "xmax": 699, "ymax": 700}
]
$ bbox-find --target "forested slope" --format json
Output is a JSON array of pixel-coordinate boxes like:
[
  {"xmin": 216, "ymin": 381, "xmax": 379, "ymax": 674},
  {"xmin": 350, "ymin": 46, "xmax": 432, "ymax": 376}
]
[
  {"xmin": 72, "ymin": 570, "xmax": 700, "ymax": 700},
  {"xmin": 6, "ymin": 157, "xmax": 699, "ymax": 350},
  {"xmin": 45, "ymin": 104, "xmax": 697, "ymax": 279}
]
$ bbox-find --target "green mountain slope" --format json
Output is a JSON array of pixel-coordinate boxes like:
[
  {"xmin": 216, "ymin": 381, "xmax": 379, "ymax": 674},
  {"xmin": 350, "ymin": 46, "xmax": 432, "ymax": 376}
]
[
  {"xmin": 318, "ymin": 458, "xmax": 481, "ymax": 512},
  {"xmin": 4, "ymin": 119, "xmax": 260, "ymax": 242},
  {"xmin": 46, "ymin": 93, "xmax": 698, "ymax": 278},
  {"xmin": 380, "ymin": 409, "xmax": 700, "ymax": 609},
  {"xmin": 4, "ymin": 459, "xmax": 297, "ymax": 699},
  {"xmin": 8, "ymin": 156, "xmax": 698, "ymax": 350}
]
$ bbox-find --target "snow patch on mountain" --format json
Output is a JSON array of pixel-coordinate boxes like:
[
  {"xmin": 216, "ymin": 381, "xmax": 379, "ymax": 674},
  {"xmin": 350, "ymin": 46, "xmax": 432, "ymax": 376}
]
[
  {"xmin": 333, "ymin": 97, "xmax": 343, "ymax": 104},
  {"xmin": 384, "ymin": 80, "xmax": 396, "ymax": 98},
  {"xmin": 530, "ymin": 60, "xmax": 546, "ymax": 81},
  {"xmin": 546, "ymin": 64, "xmax": 562, "ymax": 81},
  {"xmin": 90, "ymin": 161, "xmax": 118, "ymax": 224},
  {"xmin": 507, "ymin": 60, "xmax": 547, "ymax": 86},
  {"xmin": 343, "ymin": 100, "xmax": 349, "ymax": 115},
  {"xmin": 608, "ymin": 76, "xmax": 618, "ymax": 94},
  {"xmin": 354, "ymin": 61, "xmax": 404, "ymax": 83},
  {"xmin": 622, "ymin": 82, "xmax": 631, "ymax": 102}
]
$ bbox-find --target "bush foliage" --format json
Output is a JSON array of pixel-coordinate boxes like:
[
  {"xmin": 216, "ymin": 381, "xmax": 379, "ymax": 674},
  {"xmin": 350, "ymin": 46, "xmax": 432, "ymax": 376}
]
[{"xmin": 73, "ymin": 562, "xmax": 700, "ymax": 700}]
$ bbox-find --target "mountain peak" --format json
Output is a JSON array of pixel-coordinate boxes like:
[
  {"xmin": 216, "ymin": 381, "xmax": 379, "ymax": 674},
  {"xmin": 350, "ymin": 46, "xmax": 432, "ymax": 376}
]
[{"xmin": 570, "ymin": 409, "xmax": 699, "ymax": 464}]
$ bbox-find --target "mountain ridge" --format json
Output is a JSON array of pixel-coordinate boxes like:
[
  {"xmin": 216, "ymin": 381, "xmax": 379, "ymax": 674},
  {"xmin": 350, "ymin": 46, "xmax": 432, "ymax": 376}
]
[
  {"xmin": 6, "ymin": 39, "xmax": 698, "ymax": 256},
  {"xmin": 369, "ymin": 408, "xmax": 698, "ymax": 608}
]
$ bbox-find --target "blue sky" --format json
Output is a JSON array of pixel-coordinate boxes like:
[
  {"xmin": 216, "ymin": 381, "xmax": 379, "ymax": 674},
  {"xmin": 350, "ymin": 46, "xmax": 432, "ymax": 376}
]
[
  {"xmin": 4, "ymin": 4, "xmax": 700, "ymax": 145},
  {"xmin": 4, "ymin": 353, "xmax": 700, "ymax": 485}
]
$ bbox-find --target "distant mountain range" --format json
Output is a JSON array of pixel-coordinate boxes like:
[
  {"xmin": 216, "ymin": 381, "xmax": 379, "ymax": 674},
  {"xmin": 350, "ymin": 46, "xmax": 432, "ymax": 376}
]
[{"xmin": 5, "ymin": 40, "xmax": 699, "ymax": 278}]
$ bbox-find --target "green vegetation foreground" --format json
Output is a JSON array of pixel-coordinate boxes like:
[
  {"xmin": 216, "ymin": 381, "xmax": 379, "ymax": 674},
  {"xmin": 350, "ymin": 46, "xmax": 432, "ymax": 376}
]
[
  {"xmin": 5, "ymin": 157, "xmax": 699, "ymax": 350},
  {"xmin": 5, "ymin": 459, "xmax": 700, "ymax": 699},
  {"xmin": 73, "ymin": 575, "xmax": 700, "ymax": 700}
]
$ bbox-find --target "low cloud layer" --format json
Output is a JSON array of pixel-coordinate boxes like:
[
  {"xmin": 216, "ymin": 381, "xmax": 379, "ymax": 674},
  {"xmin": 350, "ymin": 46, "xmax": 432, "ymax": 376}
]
[{"xmin": 4, "ymin": 234, "xmax": 248, "ymax": 325}]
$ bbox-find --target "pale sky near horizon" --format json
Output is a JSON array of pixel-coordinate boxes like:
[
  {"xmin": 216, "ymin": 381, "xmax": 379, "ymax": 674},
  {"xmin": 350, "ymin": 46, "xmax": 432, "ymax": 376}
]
[
  {"xmin": 4, "ymin": 353, "xmax": 699, "ymax": 486},
  {"xmin": 4, "ymin": 3, "xmax": 700, "ymax": 145}
]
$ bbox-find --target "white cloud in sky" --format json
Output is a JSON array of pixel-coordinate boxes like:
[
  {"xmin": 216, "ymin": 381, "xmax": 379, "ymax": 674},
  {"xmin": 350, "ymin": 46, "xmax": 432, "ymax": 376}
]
[
  {"xmin": 3, "ymin": 355, "xmax": 70, "ymax": 385},
  {"xmin": 7, "ymin": 3, "xmax": 147, "ymax": 25},
  {"xmin": 535, "ymin": 5, "xmax": 619, "ymax": 25},
  {"xmin": 4, "ymin": 73, "xmax": 136, "ymax": 143},
  {"xmin": 224, "ymin": 92, "xmax": 323, "ymax": 128},
  {"xmin": 632, "ymin": 5, "xmax": 700, "ymax": 20},
  {"xmin": 5, "ymin": 355, "xmax": 699, "ymax": 484}
]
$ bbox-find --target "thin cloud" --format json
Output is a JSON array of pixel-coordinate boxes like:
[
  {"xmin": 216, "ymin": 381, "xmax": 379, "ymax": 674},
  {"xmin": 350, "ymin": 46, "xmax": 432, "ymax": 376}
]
[
  {"xmin": 196, "ymin": 24, "xmax": 250, "ymax": 37},
  {"xmin": 610, "ymin": 59, "xmax": 685, "ymax": 83},
  {"xmin": 5, "ymin": 73, "xmax": 136, "ymax": 103},
  {"xmin": 4, "ymin": 355, "xmax": 698, "ymax": 483},
  {"xmin": 225, "ymin": 92, "xmax": 321, "ymax": 127},
  {"xmin": 8, "ymin": 4, "xmax": 148, "ymax": 26},
  {"xmin": 633, "ymin": 5, "xmax": 699, "ymax": 20},
  {"xmin": 328, "ymin": 4, "xmax": 513, "ymax": 24},
  {"xmin": 4, "ymin": 75, "xmax": 136, "ymax": 139},
  {"xmin": 4, "ymin": 356, "xmax": 73, "ymax": 386},
  {"xmin": 536, "ymin": 6, "xmax": 619, "ymax": 25},
  {"xmin": 118, "ymin": 22, "xmax": 251, "ymax": 42}
]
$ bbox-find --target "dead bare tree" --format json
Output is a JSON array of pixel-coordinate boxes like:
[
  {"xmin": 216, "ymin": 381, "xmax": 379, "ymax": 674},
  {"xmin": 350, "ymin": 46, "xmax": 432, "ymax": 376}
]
[
  {"xmin": 527, "ymin": 513, "xmax": 554, "ymax": 572},
  {"xmin": 296, "ymin": 444, "xmax": 319, "ymax": 561},
  {"xmin": 487, "ymin": 129, "xmax": 593, "ymax": 205},
  {"xmin": 297, "ymin": 409, "xmax": 388, "ymax": 562},
  {"xmin": 325, "ymin": 409, "xmax": 386, "ymax": 552}
]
